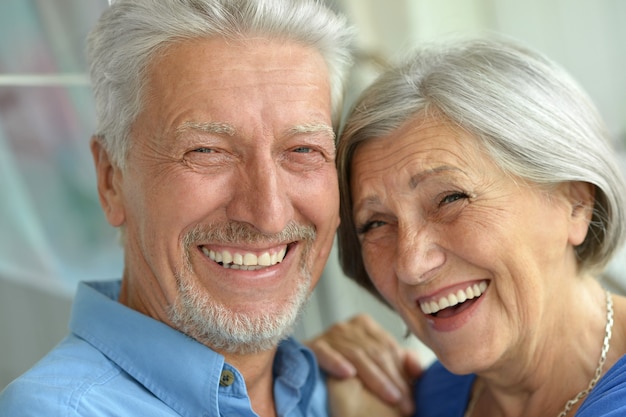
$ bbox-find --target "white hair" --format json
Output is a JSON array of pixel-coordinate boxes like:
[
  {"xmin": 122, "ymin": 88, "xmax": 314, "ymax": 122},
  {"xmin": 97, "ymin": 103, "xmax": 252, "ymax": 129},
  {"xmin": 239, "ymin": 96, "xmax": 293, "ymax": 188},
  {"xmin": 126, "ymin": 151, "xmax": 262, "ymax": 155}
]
[
  {"xmin": 88, "ymin": 0, "xmax": 354, "ymax": 169},
  {"xmin": 338, "ymin": 36, "xmax": 626, "ymax": 294}
]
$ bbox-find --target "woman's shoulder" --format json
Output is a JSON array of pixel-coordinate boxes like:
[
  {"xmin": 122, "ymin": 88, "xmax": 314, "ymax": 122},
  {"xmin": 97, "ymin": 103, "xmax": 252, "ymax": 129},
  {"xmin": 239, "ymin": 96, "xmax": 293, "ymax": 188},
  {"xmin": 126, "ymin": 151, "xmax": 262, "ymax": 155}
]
[{"xmin": 413, "ymin": 361, "xmax": 475, "ymax": 417}]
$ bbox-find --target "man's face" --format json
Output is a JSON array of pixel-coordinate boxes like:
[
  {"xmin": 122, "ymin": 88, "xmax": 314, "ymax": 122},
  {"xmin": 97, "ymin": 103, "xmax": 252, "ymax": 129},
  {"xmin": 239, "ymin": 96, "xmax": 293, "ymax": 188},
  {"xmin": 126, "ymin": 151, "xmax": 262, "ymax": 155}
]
[{"xmin": 95, "ymin": 37, "xmax": 339, "ymax": 354}]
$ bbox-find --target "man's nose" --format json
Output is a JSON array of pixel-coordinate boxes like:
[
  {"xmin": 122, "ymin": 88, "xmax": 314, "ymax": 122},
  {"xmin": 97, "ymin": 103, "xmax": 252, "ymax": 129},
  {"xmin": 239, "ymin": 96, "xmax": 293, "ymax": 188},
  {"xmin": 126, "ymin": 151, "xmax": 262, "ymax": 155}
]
[{"xmin": 226, "ymin": 158, "xmax": 293, "ymax": 235}]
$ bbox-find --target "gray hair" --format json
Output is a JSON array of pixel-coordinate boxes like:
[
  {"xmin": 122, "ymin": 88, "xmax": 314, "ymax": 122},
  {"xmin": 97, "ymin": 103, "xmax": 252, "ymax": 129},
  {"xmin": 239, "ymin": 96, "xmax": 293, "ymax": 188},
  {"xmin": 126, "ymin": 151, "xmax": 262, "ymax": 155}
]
[
  {"xmin": 88, "ymin": 0, "xmax": 354, "ymax": 169},
  {"xmin": 337, "ymin": 36, "xmax": 626, "ymax": 296}
]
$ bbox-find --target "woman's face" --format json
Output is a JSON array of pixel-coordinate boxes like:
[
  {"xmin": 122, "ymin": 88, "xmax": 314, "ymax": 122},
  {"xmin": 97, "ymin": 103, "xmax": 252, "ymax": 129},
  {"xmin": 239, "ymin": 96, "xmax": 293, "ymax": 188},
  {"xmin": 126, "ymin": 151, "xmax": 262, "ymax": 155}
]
[{"xmin": 350, "ymin": 116, "xmax": 589, "ymax": 373}]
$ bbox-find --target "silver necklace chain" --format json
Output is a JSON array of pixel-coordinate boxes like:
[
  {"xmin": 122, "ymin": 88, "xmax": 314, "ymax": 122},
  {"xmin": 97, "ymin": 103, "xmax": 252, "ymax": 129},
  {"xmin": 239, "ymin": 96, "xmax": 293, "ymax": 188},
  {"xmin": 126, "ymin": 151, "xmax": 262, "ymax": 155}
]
[
  {"xmin": 464, "ymin": 291, "xmax": 614, "ymax": 417},
  {"xmin": 556, "ymin": 290, "xmax": 614, "ymax": 417}
]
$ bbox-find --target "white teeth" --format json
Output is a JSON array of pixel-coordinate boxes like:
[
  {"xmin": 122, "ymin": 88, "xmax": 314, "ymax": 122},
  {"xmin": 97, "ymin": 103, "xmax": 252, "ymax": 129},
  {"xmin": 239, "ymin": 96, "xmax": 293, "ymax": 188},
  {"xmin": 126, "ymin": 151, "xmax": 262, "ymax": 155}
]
[
  {"xmin": 429, "ymin": 301, "xmax": 438, "ymax": 314},
  {"xmin": 222, "ymin": 251, "xmax": 232, "ymax": 264},
  {"xmin": 201, "ymin": 246, "xmax": 287, "ymax": 269},
  {"xmin": 448, "ymin": 293, "xmax": 458, "ymax": 305},
  {"xmin": 258, "ymin": 252, "xmax": 271, "ymax": 266},
  {"xmin": 466, "ymin": 286, "xmax": 475, "ymax": 299},
  {"xmin": 243, "ymin": 253, "xmax": 256, "ymax": 266},
  {"xmin": 420, "ymin": 281, "xmax": 488, "ymax": 315}
]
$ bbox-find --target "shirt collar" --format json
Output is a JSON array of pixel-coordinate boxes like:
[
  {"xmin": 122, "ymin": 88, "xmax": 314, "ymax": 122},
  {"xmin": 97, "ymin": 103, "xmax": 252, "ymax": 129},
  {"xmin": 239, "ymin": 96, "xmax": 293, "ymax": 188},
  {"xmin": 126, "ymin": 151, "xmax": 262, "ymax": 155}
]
[
  {"xmin": 69, "ymin": 280, "xmax": 324, "ymax": 417},
  {"xmin": 70, "ymin": 280, "xmax": 224, "ymax": 416}
]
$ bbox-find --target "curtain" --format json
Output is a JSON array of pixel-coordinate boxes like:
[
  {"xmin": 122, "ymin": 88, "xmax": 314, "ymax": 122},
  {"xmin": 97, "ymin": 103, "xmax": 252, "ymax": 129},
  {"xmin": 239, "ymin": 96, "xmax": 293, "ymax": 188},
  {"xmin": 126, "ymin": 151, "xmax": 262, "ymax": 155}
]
[{"xmin": 0, "ymin": 0, "xmax": 120, "ymax": 296}]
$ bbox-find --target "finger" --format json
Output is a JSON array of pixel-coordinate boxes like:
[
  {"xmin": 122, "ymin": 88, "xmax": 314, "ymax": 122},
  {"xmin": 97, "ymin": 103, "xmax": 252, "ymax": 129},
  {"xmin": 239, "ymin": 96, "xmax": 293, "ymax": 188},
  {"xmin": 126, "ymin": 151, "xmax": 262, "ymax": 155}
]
[
  {"xmin": 306, "ymin": 340, "xmax": 357, "ymax": 378},
  {"xmin": 349, "ymin": 347, "xmax": 404, "ymax": 404},
  {"xmin": 327, "ymin": 377, "xmax": 404, "ymax": 417},
  {"xmin": 361, "ymin": 319, "xmax": 413, "ymax": 388},
  {"xmin": 358, "ymin": 349, "xmax": 418, "ymax": 416},
  {"xmin": 397, "ymin": 396, "xmax": 415, "ymax": 417},
  {"xmin": 339, "ymin": 315, "xmax": 414, "ymax": 402}
]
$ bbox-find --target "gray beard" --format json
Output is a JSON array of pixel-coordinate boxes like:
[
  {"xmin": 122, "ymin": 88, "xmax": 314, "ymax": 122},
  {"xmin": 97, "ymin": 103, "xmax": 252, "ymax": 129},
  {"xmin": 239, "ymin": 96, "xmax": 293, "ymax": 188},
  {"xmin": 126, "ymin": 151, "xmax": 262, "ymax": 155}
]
[
  {"xmin": 167, "ymin": 221, "xmax": 315, "ymax": 355},
  {"xmin": 168, "ymin": 268, "xmax": 310, "ymax": 355}
]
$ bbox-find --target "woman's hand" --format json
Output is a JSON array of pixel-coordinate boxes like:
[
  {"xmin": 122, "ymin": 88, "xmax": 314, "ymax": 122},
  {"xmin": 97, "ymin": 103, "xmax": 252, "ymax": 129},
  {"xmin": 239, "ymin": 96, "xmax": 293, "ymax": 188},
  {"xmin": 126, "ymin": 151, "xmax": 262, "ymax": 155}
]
[
  {"xmin": 305, "ymin": 314, "xmax": 422, "ymax": 416},
  {"xmin": 327, "ymin": 376, "xmax": 408, "ymax": 417}
]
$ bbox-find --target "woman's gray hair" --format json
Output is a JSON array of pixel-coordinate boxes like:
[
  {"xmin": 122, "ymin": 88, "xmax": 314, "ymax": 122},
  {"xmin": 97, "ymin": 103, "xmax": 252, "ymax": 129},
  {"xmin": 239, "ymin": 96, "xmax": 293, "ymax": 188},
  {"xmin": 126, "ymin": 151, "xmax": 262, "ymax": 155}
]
[
  {"xmin": 337, "ymin": 36, "xmax": 626, "ymax": 296},
  {"xmin": 88, "ymin": 0, "xmax": 354, "ymax": 169}
]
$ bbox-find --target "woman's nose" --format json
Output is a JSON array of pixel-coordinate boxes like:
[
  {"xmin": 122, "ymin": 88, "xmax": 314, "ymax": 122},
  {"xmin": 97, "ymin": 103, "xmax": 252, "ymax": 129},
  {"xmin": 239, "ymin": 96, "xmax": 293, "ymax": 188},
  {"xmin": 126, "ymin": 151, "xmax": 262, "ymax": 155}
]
[{"xmin": 394, "ymin": 224, "xmax": 445, "ymax": 285}]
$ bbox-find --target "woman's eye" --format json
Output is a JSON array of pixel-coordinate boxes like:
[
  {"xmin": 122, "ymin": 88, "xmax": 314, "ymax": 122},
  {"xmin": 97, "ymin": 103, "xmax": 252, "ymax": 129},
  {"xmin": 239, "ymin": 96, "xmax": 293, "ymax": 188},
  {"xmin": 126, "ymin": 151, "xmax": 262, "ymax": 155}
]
[
  {"xmin": 356, "ymin": 220, "xmax": 386, "ymax": 235},
  {"xmin": 193, "ymin": 147, "xmax": 216, "ymax": 153},
  {"xmin": 439, "ymin": 192, "xmax": 469, "ymax": 206}
]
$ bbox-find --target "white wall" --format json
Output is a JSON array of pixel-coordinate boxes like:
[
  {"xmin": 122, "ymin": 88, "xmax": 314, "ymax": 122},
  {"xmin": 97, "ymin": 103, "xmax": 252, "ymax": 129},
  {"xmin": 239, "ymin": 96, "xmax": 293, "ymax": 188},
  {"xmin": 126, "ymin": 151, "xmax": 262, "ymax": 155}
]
[{"xmin": 0, "ymin": 279, "xmax": 72, "ymax": 390}]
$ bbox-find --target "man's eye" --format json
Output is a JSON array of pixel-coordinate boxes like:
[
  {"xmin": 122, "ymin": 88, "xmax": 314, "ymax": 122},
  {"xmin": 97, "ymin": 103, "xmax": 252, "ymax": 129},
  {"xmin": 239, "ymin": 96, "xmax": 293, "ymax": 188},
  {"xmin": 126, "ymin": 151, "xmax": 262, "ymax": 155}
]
[
  {"xmin": 293, "ymin": 147, "xmax": 313, "ymax": 153},
  {"xmin": 439, "ymin": 192, "xmax": 469, "ymax": 206}
]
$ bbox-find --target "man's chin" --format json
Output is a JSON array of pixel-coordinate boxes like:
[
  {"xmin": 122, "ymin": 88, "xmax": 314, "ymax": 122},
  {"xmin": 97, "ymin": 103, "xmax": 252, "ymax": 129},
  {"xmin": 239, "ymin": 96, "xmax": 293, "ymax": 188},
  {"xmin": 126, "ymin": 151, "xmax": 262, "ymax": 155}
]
[
  {"xmin": 168, "ymin": 279, "xmax": 310, "ymax": 355},
  {"xmin": 172, "ymin": 305, "xmax": 304, "ymax": 355}
]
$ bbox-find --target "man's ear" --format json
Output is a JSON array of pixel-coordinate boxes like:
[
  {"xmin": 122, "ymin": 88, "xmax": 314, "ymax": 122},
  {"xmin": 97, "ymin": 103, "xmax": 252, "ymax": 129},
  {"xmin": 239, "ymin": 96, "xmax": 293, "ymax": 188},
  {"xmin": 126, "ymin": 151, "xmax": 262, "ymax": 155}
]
[
  {"xmin": 566, "ymin": 181, "xmax": 595, "ymax": 247},
  {"xmin": 91, "ymin": 136, "xmax": 126, "ymax": 227}
]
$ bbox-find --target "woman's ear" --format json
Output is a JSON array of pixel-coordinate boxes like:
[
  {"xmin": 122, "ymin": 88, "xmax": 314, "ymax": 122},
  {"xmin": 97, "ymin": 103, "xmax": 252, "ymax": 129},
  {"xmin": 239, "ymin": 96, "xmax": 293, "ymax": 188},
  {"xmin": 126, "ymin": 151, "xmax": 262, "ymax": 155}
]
[
  {"xmin": 566, "ymin": 181, "xmax": 595, "ymax": 246},
  {"xmin": 90, "ymin": 136, "xmax": 126, "ymax": 227}
]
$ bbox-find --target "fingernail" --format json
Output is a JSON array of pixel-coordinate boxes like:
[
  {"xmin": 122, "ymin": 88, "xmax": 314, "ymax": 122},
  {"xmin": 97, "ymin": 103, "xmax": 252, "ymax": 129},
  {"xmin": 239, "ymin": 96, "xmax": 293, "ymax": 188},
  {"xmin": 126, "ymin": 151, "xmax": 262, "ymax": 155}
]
[
  {"xmin": 385, "ymin": 384, "xmax": 401, "ymax": 402},
  {"xmin": 400, "ymin": 399, "xmax": 415, "ymax": 416}
]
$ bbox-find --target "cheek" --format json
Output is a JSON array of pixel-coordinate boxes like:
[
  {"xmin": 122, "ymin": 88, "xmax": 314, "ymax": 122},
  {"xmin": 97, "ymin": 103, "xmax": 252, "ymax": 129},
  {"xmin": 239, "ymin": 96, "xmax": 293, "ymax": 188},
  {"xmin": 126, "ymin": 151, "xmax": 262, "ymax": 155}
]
[
  {"xmin": 298, "ymin": 172, "xmax": 340, "ymax": 230},
  {"xmin": 362, "ymin": 244, "xmax": 399, "ymax": 302},
  {"xmin": 126, "ymin": 166, "xmax": 229, "ymax": 237}
]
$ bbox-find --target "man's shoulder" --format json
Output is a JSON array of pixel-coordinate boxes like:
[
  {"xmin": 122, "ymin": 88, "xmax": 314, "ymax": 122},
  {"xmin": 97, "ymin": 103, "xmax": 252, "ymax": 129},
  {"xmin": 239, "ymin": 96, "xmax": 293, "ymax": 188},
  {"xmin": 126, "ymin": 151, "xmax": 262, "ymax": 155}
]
[{"xmin": 0, "ymin": 334, "xmax": 136, "ymax": 416}]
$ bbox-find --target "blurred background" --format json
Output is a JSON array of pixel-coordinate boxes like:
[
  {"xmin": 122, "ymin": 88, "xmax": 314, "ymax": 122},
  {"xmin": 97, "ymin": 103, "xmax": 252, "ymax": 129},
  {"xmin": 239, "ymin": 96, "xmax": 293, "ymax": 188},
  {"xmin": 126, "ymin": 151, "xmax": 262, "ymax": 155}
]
[{"xmin": 1, "ymin": 0, "xmax": 625, "ymax": 390}]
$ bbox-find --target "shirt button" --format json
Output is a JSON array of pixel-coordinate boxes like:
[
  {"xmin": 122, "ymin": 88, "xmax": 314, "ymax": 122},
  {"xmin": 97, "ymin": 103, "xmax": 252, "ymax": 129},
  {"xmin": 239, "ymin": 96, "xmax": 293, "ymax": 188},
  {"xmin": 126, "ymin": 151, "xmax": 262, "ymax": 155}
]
[{"xmin": 220, "ymin": 370, "xmax": 235, "ymax": 387}]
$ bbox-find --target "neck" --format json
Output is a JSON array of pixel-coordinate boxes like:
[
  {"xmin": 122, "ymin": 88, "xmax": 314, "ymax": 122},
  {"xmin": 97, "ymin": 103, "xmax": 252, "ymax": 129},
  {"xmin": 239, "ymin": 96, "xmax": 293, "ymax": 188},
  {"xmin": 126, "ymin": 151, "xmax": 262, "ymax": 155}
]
[
  {"xmin": 471, "ymin": 277, "xmax": 610, "ymax": 417},
  {"xmin": 119, "ymin": 272, "xmax": 281, "ymax": 417}
]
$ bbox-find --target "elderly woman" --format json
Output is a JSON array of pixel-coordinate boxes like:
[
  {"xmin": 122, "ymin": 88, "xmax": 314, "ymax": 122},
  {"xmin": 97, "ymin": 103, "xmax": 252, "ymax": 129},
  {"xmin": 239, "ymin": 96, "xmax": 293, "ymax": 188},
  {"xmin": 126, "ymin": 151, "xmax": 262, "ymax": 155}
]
[{"xmin": 317, "ymin": 37, "xmax": 626, "ymax": 417}]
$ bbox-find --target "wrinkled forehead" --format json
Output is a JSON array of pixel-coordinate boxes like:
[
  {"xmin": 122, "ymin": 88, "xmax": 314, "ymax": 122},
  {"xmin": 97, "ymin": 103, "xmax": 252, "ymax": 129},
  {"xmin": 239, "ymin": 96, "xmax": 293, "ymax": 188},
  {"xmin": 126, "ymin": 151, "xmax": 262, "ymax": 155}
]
[
  {"xmin": 133, "ymin": 36, "xmax": 333, "ymax": 142},
  {"xmin": 351, "ymin": 115, "xmax": 485, "ymax": 173}
]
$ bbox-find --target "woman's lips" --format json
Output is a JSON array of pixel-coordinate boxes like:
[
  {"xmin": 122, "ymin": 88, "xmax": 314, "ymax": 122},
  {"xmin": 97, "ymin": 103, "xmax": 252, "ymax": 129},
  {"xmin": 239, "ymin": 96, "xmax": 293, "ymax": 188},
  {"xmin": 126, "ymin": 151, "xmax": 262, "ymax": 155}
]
[{"xmin": 419, "ymin": 280, "xmax": 489, "ymax": 317}]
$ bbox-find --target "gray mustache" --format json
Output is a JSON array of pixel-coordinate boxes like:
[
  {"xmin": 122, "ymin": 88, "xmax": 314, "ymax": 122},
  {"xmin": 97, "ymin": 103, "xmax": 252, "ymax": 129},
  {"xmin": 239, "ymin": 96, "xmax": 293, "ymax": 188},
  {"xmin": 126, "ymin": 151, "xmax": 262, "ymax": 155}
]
[{"xmin": 184, "ymin": 221, "xmax": 316, "ymax": 246}]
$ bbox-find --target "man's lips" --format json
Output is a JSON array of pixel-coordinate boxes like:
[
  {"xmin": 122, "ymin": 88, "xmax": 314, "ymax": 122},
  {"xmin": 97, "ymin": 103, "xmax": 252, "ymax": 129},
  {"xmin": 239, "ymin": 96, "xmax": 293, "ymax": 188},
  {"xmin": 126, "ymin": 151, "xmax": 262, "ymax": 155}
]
[{"xmin": 200, "ymin": 245, "xmax": 288, "ymax": 270}]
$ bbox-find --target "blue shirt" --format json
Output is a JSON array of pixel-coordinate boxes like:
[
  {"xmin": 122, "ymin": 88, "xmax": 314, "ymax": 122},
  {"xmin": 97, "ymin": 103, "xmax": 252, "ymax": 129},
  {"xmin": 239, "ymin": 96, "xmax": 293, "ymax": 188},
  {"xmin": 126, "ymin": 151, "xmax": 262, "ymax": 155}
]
[
  {"xmin": 576, "ymin": 354, "xmax": 626, "ymax": 416},
  {"xmin": 0, "ymin": 280, "xmax": 328, "ymax": 416},
  {"xmin": 413, "ymin": 361, "xmax": 475, "ymax": 417},
  {"xmin": 414, "ymin": 357, "xmax": 626, "ymax": 417}
]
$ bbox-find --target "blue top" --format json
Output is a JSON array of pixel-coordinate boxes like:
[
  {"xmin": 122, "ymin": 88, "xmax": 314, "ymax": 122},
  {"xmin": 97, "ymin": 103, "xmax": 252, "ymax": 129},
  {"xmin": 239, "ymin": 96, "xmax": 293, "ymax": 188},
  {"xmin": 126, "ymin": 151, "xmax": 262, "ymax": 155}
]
[
  {"xmin": 576, "ymin": 353, "xmax": 626, "ymax": 416},
  {"xmin": 0, "ymin": 280, "xmax": 328, "ymax": 417},
  {"xmin": 413, "ymin": 361, "xmax": 475, "ymax": 417},
  {"xmin": 414, "ymin": 356, "xmax": 626, "ymax": 416}
]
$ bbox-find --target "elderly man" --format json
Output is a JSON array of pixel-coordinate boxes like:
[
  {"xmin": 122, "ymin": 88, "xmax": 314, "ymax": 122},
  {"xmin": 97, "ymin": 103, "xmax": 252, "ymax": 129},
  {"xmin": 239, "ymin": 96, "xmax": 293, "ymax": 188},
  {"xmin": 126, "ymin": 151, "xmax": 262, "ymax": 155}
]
[{"xmin": 0, "ymin": 1, "xmax": 416, "ymax": 416}]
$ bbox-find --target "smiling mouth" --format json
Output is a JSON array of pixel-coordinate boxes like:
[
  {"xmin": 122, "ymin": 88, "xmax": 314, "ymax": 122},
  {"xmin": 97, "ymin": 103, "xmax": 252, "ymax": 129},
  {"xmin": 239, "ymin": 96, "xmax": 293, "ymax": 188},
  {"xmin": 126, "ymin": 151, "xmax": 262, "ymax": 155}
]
[
  {"xmin": 200, "ymin": 245, "xmax": 288, "ymax": 270},
  {"xmin": 419, "ymin": 281, "xmax": 488, "ymax": 318}
]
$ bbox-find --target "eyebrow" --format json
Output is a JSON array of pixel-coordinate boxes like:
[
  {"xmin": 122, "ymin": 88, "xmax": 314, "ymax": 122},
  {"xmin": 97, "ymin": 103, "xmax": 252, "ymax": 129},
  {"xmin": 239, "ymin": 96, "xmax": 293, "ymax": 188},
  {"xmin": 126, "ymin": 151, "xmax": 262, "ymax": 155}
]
[
  {"xmin": 353, "ymin": 166, "xmax": 463, "ymax": 214},
  {"xmin": 175, "ymin": 121, "xmax": 236, "ymax": 138},
  {"xmin": 408, "ymin": 166, "xmax": 461, "ymax": 189},
  {"xmin": 175, "ymin": 121, "xmax": 335, "ymax": 142},
  {"xmin": 287, "ymin": 123, "xmax": 335, "ymax": 140}
]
